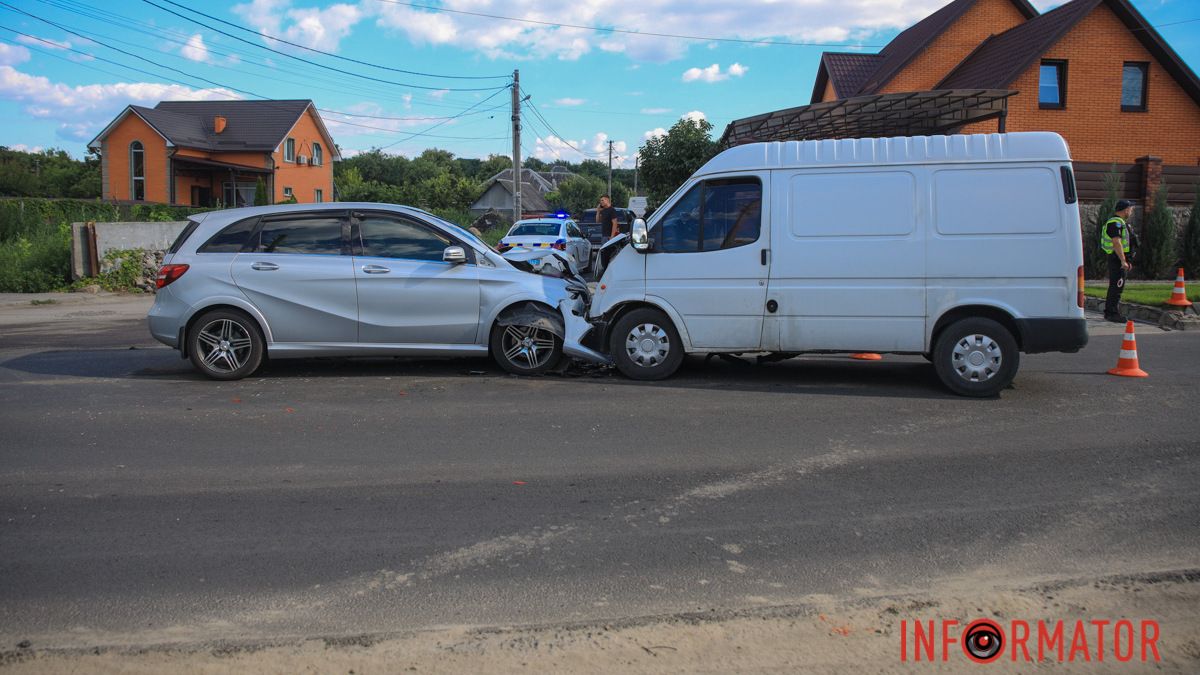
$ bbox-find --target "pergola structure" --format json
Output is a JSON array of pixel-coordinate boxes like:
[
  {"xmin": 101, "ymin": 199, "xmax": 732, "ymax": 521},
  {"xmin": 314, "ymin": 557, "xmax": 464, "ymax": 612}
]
[{"xmin": 717, "ymin": 89, "xmax": 1017, "ymax": 148}]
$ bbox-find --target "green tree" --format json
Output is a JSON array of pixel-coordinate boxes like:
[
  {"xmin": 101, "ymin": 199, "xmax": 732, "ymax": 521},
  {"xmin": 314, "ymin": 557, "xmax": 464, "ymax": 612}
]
[
  {"xmin": 554, "ymin": 175, "xmax": 606, "ymax": 215},
  {"xmin": 609, "ymin": 181, "xmax": 631, "ymax": 209},
  {"xmin": 1139, "ymin": 184, "xmax": 1176, "ymax": 279},
  {"xmin": 1182, "ymin": 182, "xmax": 1200, "ymax": 280},
  {"xmin": 1086, "ymin": 167, "xmax": 1122, "ymax": 279},
  {"xmin": 638, "ymin": 118, "xmax": 718, "ymax": 204},
  {"xmin": 253, "ymin": 177, "xmax": 269, "ymax": 206}
]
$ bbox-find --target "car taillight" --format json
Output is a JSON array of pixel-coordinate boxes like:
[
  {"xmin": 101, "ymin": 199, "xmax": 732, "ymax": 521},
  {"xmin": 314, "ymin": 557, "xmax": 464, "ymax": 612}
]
[
  {"xmin": 552, "ymin": 239, "xmax": 566, "ymax": 251},
  {"xmin": 497, "ymin": 241, "xmax": 511, "ymax": 252},
  {"xmin": 1077, "ymin": 265, "xmax": 1085, "ymax": 308},
  {"xmin": 156, "ymin": 264, "xmax": 189, "ymax": 289}
]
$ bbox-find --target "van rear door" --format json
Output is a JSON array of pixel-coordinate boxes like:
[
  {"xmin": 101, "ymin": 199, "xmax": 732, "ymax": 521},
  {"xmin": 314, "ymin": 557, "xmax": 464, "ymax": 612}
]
[{"xmin": 764, "ymin": 168, "xmax": 926, "ymax": 352}]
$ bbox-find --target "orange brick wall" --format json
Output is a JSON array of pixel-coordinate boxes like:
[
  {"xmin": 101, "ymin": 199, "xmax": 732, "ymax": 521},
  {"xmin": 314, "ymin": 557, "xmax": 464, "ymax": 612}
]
[
  {"xmin": 272, "ymin": 108, "xmax": 335, "ymax": 203},
  {"xmin": 101, "ymin": 113, "xmax": 168, "ymax": 203},
  {"xmin": 880, "ymin": 0, "xmax": 1028, "ymax": 93},
  {"xmin": 974, "ymin": 5, "xmax": 1200, "ymax": 165}
]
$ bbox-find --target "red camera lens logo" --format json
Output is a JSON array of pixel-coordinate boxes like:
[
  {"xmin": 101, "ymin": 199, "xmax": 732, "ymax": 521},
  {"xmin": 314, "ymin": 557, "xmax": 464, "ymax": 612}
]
[{"xmin": 962, "ymin": 619, "xmax": 1004, "ymax": 663}]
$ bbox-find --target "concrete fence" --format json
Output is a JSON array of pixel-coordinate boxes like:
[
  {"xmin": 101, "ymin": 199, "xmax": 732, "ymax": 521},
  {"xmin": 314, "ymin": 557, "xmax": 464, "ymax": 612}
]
[{"xmin": 71, "ymin": 221, "xmax": 188, "ymax": 279}]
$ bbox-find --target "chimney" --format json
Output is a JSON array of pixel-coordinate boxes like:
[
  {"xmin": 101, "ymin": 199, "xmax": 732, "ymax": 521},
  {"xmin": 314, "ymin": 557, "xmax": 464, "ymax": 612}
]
[{"xmin": 214, "ymin": 116, "xmax": 227, "ymax": 134}]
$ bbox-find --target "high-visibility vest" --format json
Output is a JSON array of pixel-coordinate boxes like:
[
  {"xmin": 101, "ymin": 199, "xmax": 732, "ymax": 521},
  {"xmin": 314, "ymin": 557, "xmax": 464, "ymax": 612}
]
[{"xmin": 1100, "ymin": 216, "xmax": 1131, "ymax": 254}]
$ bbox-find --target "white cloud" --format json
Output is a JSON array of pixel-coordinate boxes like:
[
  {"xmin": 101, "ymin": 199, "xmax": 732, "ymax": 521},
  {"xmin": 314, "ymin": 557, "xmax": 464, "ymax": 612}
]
[
  {"xmin": 233, "ymin": 0, "xmax": 363, "ymax": 52},
  {"xmin": 181, "ymin": 33, "xmax": 209, "ymax": 62},
  {"xmin": 368, "ymin": 1, "xmax": 953, "ymax": 64},
  {"xmin": 643, "ymin": 127, "xmax": 667, "ymax": 140},
  {"xmin": 429, "ymin": 89, "xmax": 449, "ymax": 100},
  {"xmin": 641, "ymin": 107, "xmax": 671, "ymax": 115},
  {"xmin": 16, "ymin": 35, "xmax": 71, "ymax": 50},
  {"xmin": 320, "ymin": 101, "xmax": 428, "ymax": 136},
  {"xmin": 682, "ymin": 62, "xmax": 747, "ymax": 83},
  {"xmin": 682, "ymin": 110, "xmax": 706, "ymax": 123},
  {"xmin": 533, "ymin": 131, "xmax": 634, "ymax": 167},
  {"xmin": 554, "ymin": 97, "xmax": 585, "ymax": 106},
  {"xmin": 0, "ymin": 65, "xmax": 240, "ymax": 141},
  {"xmin": 8, "ymin": 143, "xmax": 43, "ymax": 153},
  {"xmin": 0, "ymin": 43, "xmax": 31, "ymax": 66}
]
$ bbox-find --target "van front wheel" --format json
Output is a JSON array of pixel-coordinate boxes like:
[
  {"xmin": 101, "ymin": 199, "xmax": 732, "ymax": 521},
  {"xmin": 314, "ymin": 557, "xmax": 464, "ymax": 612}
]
[
  {"xmin": 610, "ymin": 308, "xmax": 684, "ymax": 381},
  {"xmin": 932, "ymin": 317, "xmax": 1019, "ymax": 397}
]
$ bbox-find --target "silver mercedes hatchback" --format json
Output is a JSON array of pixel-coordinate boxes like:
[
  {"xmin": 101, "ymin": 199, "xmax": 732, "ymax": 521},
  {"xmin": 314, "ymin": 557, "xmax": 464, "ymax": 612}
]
[{"xmin": 148, "ymin": 203, "xmax": 587, "ymax": 380}]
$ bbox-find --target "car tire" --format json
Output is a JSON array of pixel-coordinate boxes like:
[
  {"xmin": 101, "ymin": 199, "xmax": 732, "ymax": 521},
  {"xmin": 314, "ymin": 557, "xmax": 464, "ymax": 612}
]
[
  {"xmin": 187, "ymin": 309, "xmax": 265, "ymax": 381},
  {"xmin": 610, "ymin": 308, "xmax": 684, "ymax": 381},
  {"xmin": 490, "ymin": 322, "xmax": 564, "ymax": 375},
  {"xmin": 932, "ymin": 317, "xmax": 1019, "ymax": 397}
]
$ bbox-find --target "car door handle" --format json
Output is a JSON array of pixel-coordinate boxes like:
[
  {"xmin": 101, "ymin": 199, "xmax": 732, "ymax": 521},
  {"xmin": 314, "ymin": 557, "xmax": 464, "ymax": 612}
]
[
  {"xmin": 361, "ymin": 265, "xmax": 391, "ymax": 274},
  {"xmin": 250, "ymin": 262, "xmax": 279, "ymax": 271}
]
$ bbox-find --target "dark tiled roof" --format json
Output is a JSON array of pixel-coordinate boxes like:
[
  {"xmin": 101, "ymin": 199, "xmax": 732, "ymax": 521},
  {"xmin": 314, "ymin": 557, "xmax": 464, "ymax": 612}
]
[
  {"xmin": 851, "ymin": 0, "xmax": 1038, "ymax": 96},
  {"xmin": 821, "ymin": 53, "xmax": 884, "ymax": 98},
  {"xmin": 150, "ymin": 99, "xmax": 313, "ymax": 151},
  {"xmin": 938, "ymin": 0, "xmax": 1099, "ymax": 89}
]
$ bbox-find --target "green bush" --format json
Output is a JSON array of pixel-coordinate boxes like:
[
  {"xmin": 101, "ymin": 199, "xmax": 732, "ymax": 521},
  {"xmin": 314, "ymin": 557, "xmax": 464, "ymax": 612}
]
[
  {"xmin": 0, "ymin": 222, "xmax": 71, "ymax": 292},
  {"xmin": 1182, "ymin": 183, "xmax": 1200, "ymax": 280},
  {"xmin": 1138, "ymin": 185, "xmax": 1176, "ymax": 280}
]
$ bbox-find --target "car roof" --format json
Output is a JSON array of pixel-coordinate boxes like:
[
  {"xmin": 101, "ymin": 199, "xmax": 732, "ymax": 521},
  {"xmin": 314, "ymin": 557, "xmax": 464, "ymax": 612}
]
[{"xmin": 513, "ymin": 218, "xmax": 568, "ymax": 225}]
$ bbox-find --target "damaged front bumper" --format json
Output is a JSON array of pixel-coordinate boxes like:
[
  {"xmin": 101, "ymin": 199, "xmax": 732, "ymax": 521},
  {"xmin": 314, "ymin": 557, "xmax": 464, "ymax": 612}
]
[{"xmin": 492, "ymin": 295, "xmax": 611, "ymax": 367}]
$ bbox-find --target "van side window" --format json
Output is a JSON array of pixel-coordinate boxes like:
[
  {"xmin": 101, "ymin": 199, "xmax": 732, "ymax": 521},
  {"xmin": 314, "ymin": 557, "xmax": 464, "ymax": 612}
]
[{"xmin": 657, "ymin": 178, "xmax": 761, "ymax": 253}]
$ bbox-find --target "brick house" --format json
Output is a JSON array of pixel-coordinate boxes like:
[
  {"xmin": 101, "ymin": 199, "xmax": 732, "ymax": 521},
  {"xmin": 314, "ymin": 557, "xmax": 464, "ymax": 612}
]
[
  {"xmin": 88, "ymin": 99, "xmax": 339, "ymax": 207},
  {"xmin": 807, "ymin": 0, "xmax": 1200, "ymax": 203}
]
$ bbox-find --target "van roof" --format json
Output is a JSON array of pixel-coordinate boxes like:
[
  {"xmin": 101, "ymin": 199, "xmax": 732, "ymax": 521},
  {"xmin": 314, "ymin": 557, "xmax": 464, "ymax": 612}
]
[{"xmin": 697, "ymin": 132, "xmax": 1070, "ymax": 176}]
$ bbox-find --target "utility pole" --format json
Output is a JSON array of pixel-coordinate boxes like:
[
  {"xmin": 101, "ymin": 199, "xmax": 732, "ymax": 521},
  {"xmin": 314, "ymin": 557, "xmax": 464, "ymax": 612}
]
[
  {"xmin": 634, "ymin": 155, "xmax": 638, "ymax": 196},
  {"xmin": 510, "ymin": 69, "xmax": 521, "ymax": 224},
  {"xmin": 607, "ymin": 140, "xmax": 614, "ymax": 196}
]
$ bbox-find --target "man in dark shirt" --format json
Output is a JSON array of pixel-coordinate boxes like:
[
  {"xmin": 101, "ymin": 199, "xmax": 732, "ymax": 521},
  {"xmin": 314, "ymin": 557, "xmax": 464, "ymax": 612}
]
[
  {"xmin": 1102, "ymin": 199, "xmax": 1135, "ymax": 323},
  {"xmin": 596, "ymin": 195, "xmax": 619, "ymax": 239}
]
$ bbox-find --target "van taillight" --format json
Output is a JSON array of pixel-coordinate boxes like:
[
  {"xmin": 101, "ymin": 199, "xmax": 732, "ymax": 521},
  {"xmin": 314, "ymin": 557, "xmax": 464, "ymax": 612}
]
[
  {"xmin": 1077, "ymin": 265, "xmax": 1085, "ymax": 308},
  {"xmin": 156, "ymin": 264, "xmax": 189, "ymax": 289}
]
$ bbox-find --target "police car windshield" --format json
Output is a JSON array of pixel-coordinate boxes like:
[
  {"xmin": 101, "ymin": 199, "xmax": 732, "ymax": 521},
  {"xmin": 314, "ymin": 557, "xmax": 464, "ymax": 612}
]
[{"xmin": 510, "ymin": 223, "xmax": 561, "ymax": 237}]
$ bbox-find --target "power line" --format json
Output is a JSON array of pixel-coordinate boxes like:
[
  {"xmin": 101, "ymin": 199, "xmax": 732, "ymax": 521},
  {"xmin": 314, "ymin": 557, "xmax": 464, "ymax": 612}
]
[
  {"xmin": 136, "ymin": 0, "xmax": 506, "ymax": 92},
  {"xmin": 146, "ymin": 0, "xmax": 510, "ymax": 81},
  {"xmin": 378, "ymin": 86, "xmax": 510, "ymax": 150},
  {"xmin": 525, "ymin": 98, "xmax": 606, "ymax": 158}
]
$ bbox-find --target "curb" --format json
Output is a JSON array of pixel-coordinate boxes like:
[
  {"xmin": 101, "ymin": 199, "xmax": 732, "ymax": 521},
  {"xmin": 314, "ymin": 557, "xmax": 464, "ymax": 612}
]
[{"xmin": 1084, "ymin": 296, "xmax": 1200, "ymax": 330}]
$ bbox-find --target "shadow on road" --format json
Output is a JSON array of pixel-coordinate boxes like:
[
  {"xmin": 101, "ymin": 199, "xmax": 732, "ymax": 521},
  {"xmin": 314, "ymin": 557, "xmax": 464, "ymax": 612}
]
[{"xmin": 1, "ymin": 348, "xmax": 960, "ymax": 399}]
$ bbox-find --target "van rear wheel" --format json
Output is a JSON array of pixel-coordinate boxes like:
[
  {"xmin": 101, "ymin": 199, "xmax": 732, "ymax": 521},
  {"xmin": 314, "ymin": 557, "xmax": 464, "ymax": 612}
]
[
  {"xmin": 932, "ymin": 317, "xmax": 1019, "ymax": 397},
  {"xmin": 610, "ymin": 308, "xmax": 684, "ymax": 381}
]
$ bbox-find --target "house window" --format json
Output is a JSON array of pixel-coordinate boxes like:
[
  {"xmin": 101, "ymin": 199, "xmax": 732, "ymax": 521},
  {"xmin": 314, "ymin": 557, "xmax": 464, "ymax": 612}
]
[
  {"xmin": 284, "ymin": 138, "xmax": 296, "ymax": 162},
  {"xmin": 1122, "ymin": 62, "xmax": 1148, "ymax": 112},
  {"xmin": 312, "ymin": 142, "xmax": 323, "ymax": 166},
  {"xmin": 283, "ymin": 187, "xmax": 294, "ymax": 201},
  {"xmin": 314, "ymin": 188, "xmax": 323, "ymax": 203},
  {"xmin": 1039, "ymin": 60, "xmax": 1066, "ymax": 109},
  {"xmin": 129, "ymin": 140, "xmax": 145, "ymax": 201}
]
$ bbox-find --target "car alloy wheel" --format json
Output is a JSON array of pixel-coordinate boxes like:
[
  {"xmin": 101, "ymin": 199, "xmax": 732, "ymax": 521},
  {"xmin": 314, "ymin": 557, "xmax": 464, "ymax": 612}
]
[
  {"xmin": 500, "ymin": 325, "xmax": 558, "ymax": 370},
  {"xmin": 187, "ymin": 309, "xmax": 265, "ymax": 381}
]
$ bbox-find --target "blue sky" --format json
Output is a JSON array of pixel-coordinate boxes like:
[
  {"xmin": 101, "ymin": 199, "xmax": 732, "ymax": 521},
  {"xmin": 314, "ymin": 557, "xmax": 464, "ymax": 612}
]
[{"xmin": 0, "ymin": 0, "xmax": 1197, "ymax": 167}]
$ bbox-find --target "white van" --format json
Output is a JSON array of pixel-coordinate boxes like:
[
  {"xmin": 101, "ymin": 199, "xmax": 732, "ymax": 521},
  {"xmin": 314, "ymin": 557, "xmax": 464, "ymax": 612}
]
[{"xmin": 586, "ymin": 132, "xmax": 1088, "ymax": 397}]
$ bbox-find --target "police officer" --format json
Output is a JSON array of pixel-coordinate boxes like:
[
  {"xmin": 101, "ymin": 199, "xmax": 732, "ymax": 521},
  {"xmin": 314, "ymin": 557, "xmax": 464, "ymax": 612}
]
[{"xmin": 1101, "ymin": 199, "xmax": 1135, "ymax": 323}]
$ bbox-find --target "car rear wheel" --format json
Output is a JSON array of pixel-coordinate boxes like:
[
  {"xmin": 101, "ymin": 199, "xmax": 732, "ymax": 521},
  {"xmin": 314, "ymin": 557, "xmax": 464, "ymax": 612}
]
[
  {"xmin": 932, "ymin": 317, "xmax": 1019, "ymax": 397},
  {"xmin": 490, "ymin": 323, "xmax": 563, "ymax": 375},
  {"xmin": 610, "ymin": 308, "xmax": 684, "ymax": 381},
  {"xmin": 188, "ymin": 309, "xmax": 265, "ymax": 381}
]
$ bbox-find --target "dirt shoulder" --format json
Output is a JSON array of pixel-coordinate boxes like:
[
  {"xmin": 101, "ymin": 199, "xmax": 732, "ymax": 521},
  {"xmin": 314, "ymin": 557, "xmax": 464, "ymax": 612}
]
[{"xmin": 4, "ymin": 571, "xmax": 1197, "ymax": 674}]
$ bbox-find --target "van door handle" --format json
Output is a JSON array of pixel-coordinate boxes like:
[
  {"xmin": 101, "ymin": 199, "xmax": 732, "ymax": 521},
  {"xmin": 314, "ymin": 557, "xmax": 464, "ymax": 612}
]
[
  {"xmin": 250, "ymin": 262, "xmax": 279, "ymax": 271},
  {"xmin": 362, "ymin": 264, "xmax": 391, "ymax": 274},
  {"xmin": 761, "ymin": 249, "xmax": 769, "ymax": 266}
]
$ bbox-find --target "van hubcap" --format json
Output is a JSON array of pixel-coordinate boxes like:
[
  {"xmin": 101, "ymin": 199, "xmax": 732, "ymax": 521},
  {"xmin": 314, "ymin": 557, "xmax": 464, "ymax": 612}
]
[
  {"xmin": 626, "ymin": 324, "xmax": 670, "ymax": 367},
  {"xmin": 951, "ymin": 334, "xmax": 1002, "ymax": 382}
]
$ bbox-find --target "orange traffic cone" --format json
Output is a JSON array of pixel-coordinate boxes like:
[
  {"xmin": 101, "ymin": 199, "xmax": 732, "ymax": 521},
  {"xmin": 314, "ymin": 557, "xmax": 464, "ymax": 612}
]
[
  {"xmin": 1108, "ymin": 321, "xmax": 1148, "ymax": 378},
  {"xmin": 850, "ymin": 353, "xmax": 882, "ymax": 361},
  {"xmin": 1166, "ymin": 268, "xmax": 1192, "ymax": 307}
]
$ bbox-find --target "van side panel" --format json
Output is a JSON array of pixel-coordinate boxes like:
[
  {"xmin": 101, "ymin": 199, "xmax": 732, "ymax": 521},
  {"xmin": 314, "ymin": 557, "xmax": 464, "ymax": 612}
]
[
  {"xmin": 765, "ymin": 168, "xmax": 927, "ymax": 352},
  {"xmin": 925, "ymin": 164, "xmax": 1080, "ymax": 350}
]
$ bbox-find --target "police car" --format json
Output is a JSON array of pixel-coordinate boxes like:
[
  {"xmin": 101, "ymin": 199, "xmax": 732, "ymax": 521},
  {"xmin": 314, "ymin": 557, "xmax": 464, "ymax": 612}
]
[{"xmin": 496, "ymin": 214, "xmax": 592, "ymax": 271}]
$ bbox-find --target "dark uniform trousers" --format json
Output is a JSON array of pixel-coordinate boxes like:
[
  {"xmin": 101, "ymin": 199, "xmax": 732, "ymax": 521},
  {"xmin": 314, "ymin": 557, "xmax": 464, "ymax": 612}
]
[{"xmin": 1106, "ymin": 254, "xmax": 1126, "ymax": 317}]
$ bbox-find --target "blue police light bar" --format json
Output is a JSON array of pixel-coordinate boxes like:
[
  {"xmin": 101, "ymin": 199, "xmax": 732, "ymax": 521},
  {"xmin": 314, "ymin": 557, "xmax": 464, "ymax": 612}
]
[{"xmin": 554, "ymin": 210, "xmax": 569, "ymax": 219}]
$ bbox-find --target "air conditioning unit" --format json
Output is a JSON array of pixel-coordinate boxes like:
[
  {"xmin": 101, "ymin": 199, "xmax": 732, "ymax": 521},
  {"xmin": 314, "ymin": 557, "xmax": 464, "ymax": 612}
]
[{"xmin": 297, "ymin": 155, "xmax": 308, "ymax": 166}]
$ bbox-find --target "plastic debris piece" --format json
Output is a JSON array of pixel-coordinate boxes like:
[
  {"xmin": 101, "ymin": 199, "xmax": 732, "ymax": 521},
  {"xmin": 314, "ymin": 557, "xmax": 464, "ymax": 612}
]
[{"xmin": 513, "ymin": 481, "xmax": 527, "ymax": 486}]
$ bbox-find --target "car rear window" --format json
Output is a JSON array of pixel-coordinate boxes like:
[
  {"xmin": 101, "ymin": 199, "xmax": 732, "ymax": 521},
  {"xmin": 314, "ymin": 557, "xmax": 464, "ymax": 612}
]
[
  {"xmin": 509, "ymin": 223, "xmax": 561, "ymax": 237},
  {"xmin": 198, "ymin": 216, "xmax": 258, "ymax": 253},
  {"xmin": 167, "ymin": 219, "xmax": 201, "ymax": 254}
]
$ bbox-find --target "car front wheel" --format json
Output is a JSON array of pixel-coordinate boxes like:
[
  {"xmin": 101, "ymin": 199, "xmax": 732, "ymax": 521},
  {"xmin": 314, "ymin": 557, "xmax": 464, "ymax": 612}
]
[
  {"xmin": 188, "ymin": 309, "xmax": 265, "ymax": 381},
  {"xmin": 932, "ymin": 317, "xmax": 1019, "ymax": 397},
  {"xmin": 490, "ymin": 323, "xmax": 563, "ymax": 375}
]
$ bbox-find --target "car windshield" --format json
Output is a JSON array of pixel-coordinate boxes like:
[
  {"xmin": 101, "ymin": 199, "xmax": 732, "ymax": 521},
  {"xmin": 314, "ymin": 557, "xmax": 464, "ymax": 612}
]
[{"xmin": 509, "ymin": 223, "xmax": 561, "ymax": 237}]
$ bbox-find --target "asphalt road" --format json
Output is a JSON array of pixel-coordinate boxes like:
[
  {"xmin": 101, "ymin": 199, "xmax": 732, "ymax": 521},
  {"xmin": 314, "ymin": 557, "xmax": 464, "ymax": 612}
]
[{"xmin": 1, "ymin": 295, "xmax": 1198, "ymax": 651}]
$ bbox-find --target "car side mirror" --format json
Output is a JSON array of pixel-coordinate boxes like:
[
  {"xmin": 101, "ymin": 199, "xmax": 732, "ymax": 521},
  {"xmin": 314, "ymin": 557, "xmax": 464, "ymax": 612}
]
[
  {"xmin": 443, "ymin": 246, "xmax": 467, "ymax": 264},
  {"xmin": 631, "ymin": 218, "xmax": 650, "ymax": 252}
]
